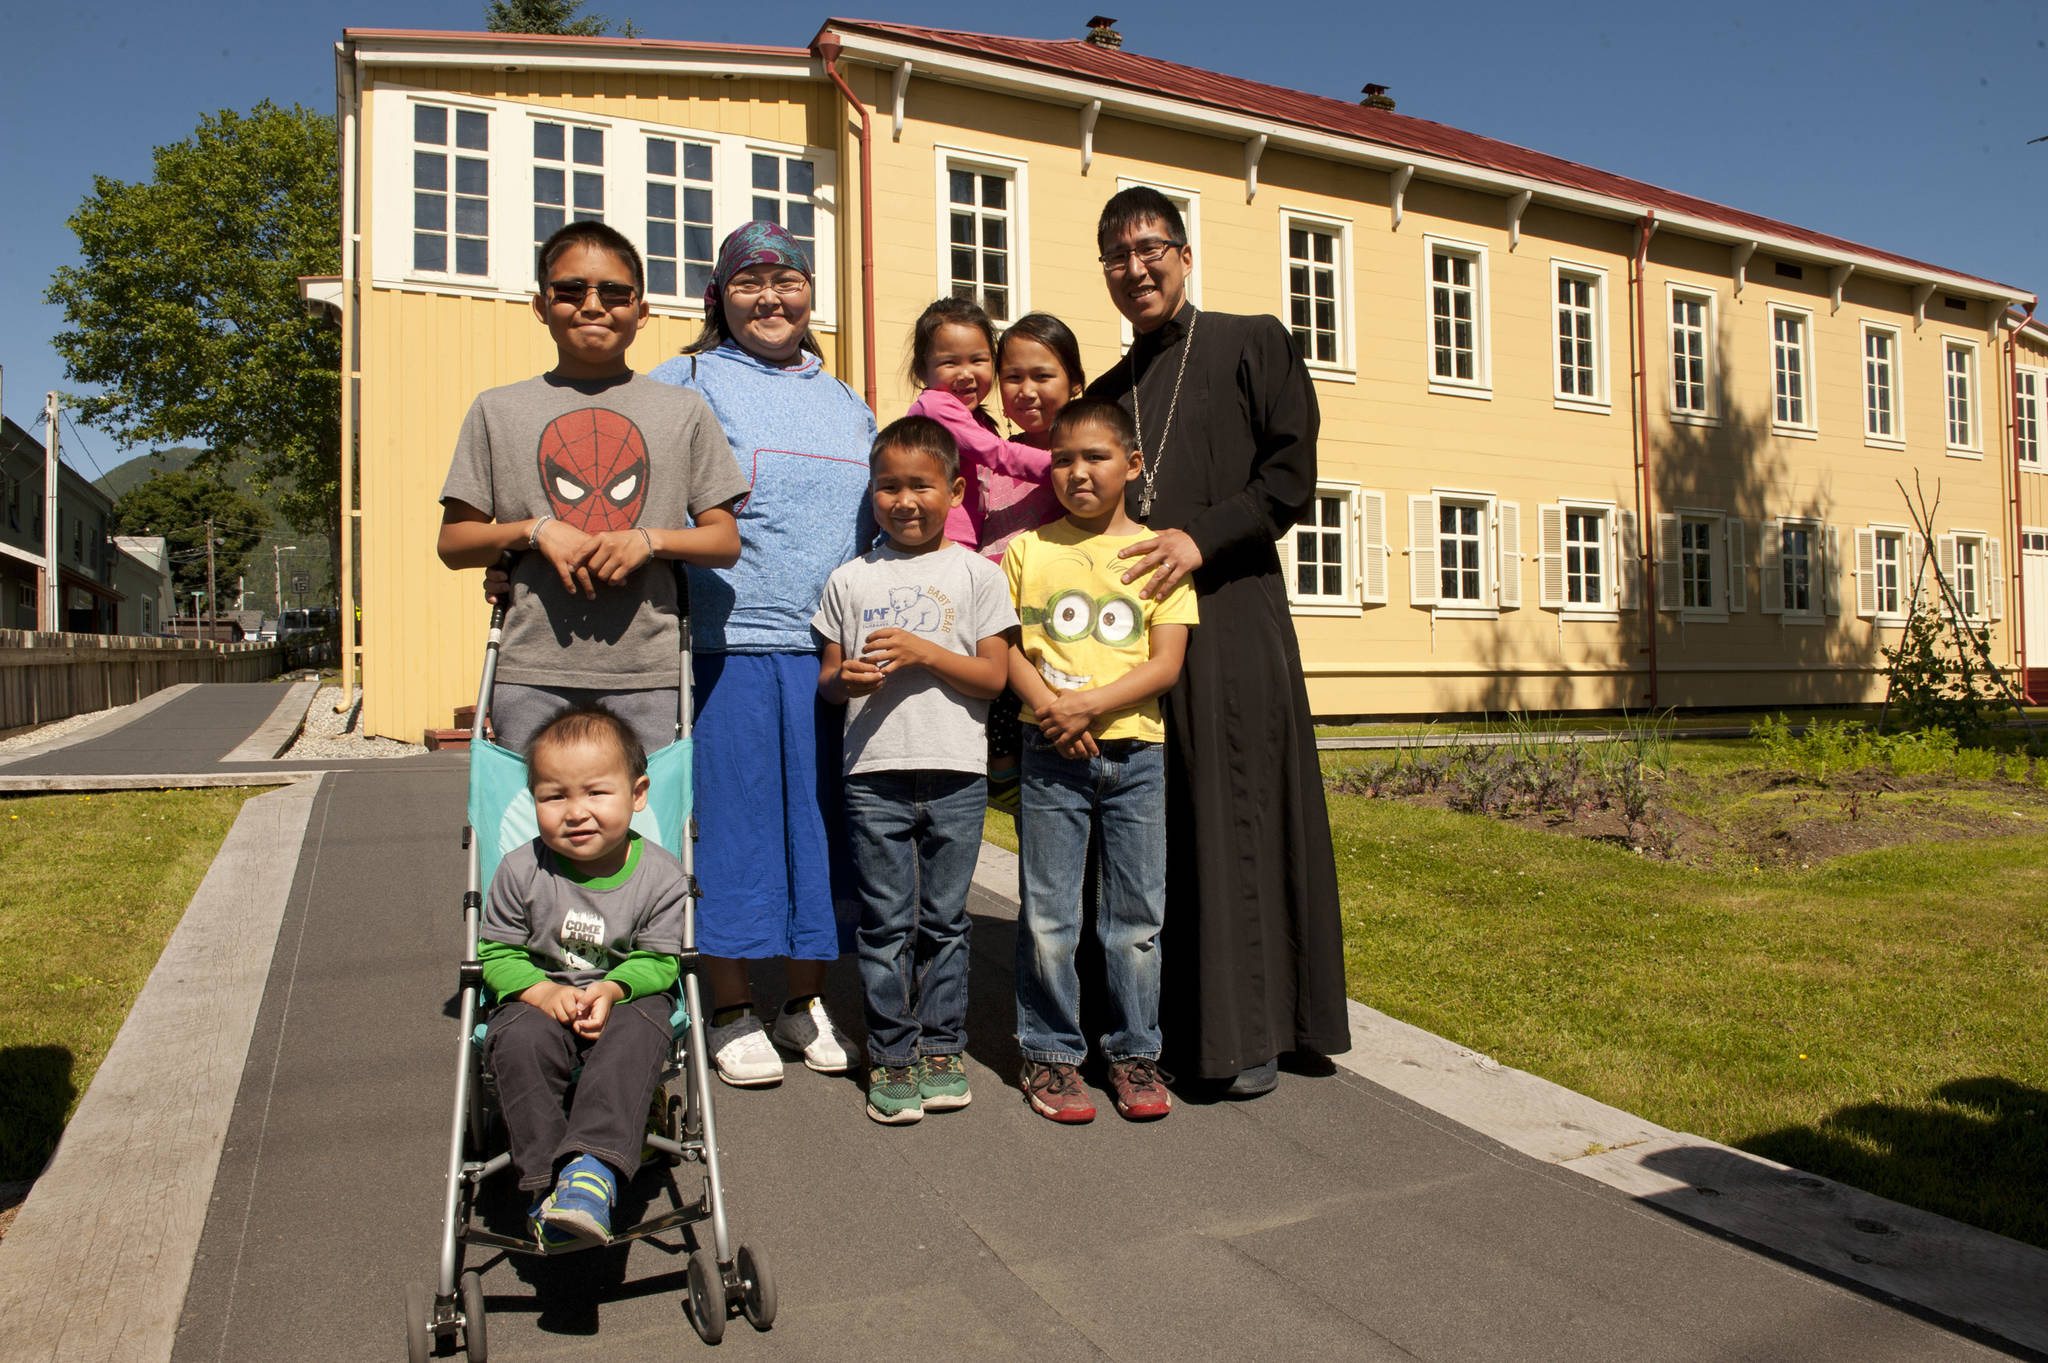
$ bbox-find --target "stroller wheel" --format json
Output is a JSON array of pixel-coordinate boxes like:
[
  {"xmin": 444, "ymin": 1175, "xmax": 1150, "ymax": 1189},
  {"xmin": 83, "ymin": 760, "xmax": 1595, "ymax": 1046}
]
[
  {"xmin": 460, "ymin": 1270, "xmax": 489, "ymax": 1362},
  {"xmin": 686, "ymin": 1248, "xmax": 727, "ymax": 1344},
  {"xmin": 737, "ymin": 1243, "xmax": 777, "ymax": 1330},
  {"xmin": 403, "ymin": 1282, "xmax": 431, "ymax": 1363}
]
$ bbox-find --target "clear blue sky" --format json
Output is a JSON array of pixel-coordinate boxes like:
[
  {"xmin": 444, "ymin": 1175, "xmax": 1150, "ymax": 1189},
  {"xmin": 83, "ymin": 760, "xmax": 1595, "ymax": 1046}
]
[{"xmin": 3, "ymin": 0, "xmax": 2044, "ymax": 475}]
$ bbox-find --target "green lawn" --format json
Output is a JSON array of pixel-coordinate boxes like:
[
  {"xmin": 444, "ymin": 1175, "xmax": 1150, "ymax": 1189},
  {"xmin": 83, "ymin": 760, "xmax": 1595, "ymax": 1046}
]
[{"xmin": 0, "ymin": 789, "xmax": 257, "ymax": 1181}]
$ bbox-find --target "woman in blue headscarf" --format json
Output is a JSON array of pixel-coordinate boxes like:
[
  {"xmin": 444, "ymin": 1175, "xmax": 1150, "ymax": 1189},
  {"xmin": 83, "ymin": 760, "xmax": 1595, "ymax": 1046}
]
[{"xmin": 649, "ymin": 222, "xmax": 877, "ymax": 1088}]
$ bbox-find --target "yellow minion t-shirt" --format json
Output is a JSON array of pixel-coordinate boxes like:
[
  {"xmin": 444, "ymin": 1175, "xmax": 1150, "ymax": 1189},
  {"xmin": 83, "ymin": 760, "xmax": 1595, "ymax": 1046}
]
[{"xmin": 1002, "ymin": 520, "xmax": 1200, "ymax": 743}]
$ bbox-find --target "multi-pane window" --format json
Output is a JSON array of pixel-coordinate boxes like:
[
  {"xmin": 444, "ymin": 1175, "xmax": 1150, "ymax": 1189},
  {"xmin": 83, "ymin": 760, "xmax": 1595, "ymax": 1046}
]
[
  {"xmin": 1946, "ymin": 342, "xmax": 1976, "ymax": 449},
  {"xmin": 534, "ymin": 120, "xmax": 605, "ymax": 251},
  {"xmin": 1872, "ymin": 531, "xmax": 1902, "ymax": 617},
  {"xmin": 645, "ymin": 138, "xmax": 714, "ymax": 300},
  {"xmin": 1955, "ymin": 536, "xmax": 1980, "ymax": 618},
  {"xmin": 1670, "ymin": 291, "xmax": 1711, "ymax": 416},
  {"xmin": 1287, "ymin": 224, "xmax": 1339, "ymax": 364},
  {"xmin": 1430, "ymin": 247, "xmax": 1480, "ymax": 384},
  {"xmin": 1555, "ymin": 271, "xmax": 1599, "ymax": 399},
  {"xmin": 1781, "ymin": 523, "xmax": 1815, "ymax": 613},
  {"xmin": 2018, "ymin": 369, "xmax": 2042, "ymax": 467},
  {"xmin": 1680, "ymin": 518, "xmax": 1715, "ymax": 610},
  {"xmin": 1293, "ymin": 495, "xmax": 1348, "ymax": 600},
  {"xmin": 947, "ymin": 165, "xmax": 1013, "ymax": 321},
  {"xmin": 1772, "ymin": 309, "xmax": 1810, "ymax": 428},
  {"xmin": 1439, "ymin": 502, "xmax": 1485, "ymax": 603},
  {"xmin": 1563, "ymin": 509, "xmax": 1605, "ymax": 604},
  {"xmin": 751, "ymin": 153, "xmax": 817, "ymax": 265},
  {"xmin": 414, "ymin": 105, "xmax": 489, "ymax": 276},
  {"xmin": 1864, "ymin": 326, "xmax": 1900, "ymax": 440}
]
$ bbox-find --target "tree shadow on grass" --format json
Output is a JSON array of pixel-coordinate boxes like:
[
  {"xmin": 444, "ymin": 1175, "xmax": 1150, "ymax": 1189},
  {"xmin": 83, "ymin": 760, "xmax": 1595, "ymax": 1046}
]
[
  {"xmin": 0, "ymin": 1046, "xmax": 77, "ymax": 1184},
  {"xmin": 1740, "ymin": 1076, "xmax": 2048, "ymax": 1251}
]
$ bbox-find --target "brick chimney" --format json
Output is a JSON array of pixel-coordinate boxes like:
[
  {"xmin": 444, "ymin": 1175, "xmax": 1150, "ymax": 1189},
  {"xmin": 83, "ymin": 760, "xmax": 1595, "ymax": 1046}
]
[
  {"xmin": 1085, "ymin": 16, "xmax": 1123, "ymax": 48},
  {"xmin": 1360, "ymin": 84, "xmax": 1396, "ymax": 110}
]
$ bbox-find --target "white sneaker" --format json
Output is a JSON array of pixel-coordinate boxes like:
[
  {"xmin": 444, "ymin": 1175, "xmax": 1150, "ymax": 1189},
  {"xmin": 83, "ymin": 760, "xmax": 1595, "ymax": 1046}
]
[
  {"xmin": 770, "ymin": 997, "xmax": 857, "ymax": 1073},
  {"xmin": 707, "ymin": 1012, "xmax": 784, "ymax": 1087}
]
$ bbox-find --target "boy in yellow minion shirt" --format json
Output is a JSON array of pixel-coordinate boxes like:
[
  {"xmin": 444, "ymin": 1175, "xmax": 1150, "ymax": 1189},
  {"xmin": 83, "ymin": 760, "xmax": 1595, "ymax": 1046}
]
[{"xmin": 1002, "ymin": 398, "xmax": 1197, "ymax": 1124}]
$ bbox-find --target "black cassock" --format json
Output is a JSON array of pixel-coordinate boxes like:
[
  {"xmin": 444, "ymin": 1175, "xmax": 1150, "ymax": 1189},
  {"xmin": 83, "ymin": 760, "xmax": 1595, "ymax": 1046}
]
[{"xmin": 1089, "ymin": 305, "xmax": 1352, "ymax": 1078}]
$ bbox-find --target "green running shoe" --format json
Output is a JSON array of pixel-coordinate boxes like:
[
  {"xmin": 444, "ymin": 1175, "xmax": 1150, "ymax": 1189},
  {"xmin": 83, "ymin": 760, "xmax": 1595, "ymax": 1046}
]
[
  {"xmin": 866, "ymin": 1063, "xmax": 923, "ymax": 1124},
  {"xmin": 918, "ymin": 1053, "xmax": 972, "ymax": 1111}
]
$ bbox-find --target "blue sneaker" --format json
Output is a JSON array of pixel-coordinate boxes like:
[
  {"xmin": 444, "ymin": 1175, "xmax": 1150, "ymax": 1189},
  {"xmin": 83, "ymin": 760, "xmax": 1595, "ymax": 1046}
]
[
  {"xmin": 527, "ymin": 1192, "xmax": 581, "ymax": 1251},
  {"xmin": 541, "ymin": 1155, "xmax": 616, "ymax": 1243}
]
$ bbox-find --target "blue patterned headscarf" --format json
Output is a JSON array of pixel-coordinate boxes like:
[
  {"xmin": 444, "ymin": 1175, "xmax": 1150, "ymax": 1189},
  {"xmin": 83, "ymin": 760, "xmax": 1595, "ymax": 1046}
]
[{"xmin": 705, "ymin": 220, "xmax": 813, "ymax": 311}]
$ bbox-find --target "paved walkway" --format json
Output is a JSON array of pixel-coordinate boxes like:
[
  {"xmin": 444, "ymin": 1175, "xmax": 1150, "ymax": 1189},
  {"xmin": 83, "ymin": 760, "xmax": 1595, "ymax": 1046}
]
[{"xmin": 0, "ymin": 685, "xmax": 2040, "ymax": 1361}]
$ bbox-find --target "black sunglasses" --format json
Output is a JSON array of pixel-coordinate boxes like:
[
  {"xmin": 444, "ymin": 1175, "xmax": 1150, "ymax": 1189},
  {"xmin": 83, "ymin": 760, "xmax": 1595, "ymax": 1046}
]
[{"xmin": 544, "ymin": 278, "xmax": 640, "ymax": 308}]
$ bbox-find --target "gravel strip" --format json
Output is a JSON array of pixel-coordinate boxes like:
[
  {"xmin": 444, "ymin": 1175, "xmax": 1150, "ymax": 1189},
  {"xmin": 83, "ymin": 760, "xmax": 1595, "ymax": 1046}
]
[
  {"xmin": 0, "ymin": 702, "xmax": 140, "ymax": 753},
  {"xmin": 281, "ymin": 687, "xmax": 428, "ymax": 760}
]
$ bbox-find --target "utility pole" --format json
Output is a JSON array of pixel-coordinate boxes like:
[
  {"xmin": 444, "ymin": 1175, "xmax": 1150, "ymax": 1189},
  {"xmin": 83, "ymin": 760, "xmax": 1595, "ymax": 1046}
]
[
  {"xmin": 273, "ymin": 543, "xmax": 298, "ymax": 616},
  {"xmin": 42, "ymin": 392, "xmax": 60, "ymax": 633},
  {"xmin": 204, "ymin": 515, "xmax": 217, "ymax": 636}
]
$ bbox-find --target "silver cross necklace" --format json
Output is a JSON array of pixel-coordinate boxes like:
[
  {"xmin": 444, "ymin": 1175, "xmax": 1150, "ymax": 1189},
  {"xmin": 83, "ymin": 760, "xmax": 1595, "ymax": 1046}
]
[{"xmin": 1132, "ymin": 309, "xmax": 1198, "ymax": 519}]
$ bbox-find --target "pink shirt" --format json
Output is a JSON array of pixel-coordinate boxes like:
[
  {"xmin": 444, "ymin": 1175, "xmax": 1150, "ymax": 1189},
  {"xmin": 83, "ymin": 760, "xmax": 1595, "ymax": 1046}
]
[{"xmin": 906, "ymin": 388, "xmax": 1055, "ymax": 558}]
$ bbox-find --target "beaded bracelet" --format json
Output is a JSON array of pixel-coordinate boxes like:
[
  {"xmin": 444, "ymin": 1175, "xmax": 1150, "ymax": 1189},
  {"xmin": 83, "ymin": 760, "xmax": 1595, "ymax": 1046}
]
[{"xmin": 528, "ymin": 515, "xmax": 553, "ymax": 550}]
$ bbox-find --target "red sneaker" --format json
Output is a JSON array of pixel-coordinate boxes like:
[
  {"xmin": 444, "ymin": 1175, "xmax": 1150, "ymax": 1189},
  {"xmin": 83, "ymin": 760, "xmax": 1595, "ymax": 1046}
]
[
  {"xmin": 1108, "ymin": 1057, "xmax": 1173, "ymax": 1120},
  {"xmin": 1019, "ymin": 1061, "xmax": 1096, "ymax": 1123}
]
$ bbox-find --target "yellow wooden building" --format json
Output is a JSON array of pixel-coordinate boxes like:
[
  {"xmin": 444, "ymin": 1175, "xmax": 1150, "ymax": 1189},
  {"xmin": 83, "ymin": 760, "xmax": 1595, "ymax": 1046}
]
[{"xmin": 332, "ymin": 19, "xmax": 2039, "ymax": 741}]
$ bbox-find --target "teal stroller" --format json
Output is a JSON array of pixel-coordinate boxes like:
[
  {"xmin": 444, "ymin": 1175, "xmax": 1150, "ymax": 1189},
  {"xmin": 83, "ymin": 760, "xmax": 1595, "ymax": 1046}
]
[{"xmin": 404, "ymin": 584, "xmax": 774, "ymax": 1357}]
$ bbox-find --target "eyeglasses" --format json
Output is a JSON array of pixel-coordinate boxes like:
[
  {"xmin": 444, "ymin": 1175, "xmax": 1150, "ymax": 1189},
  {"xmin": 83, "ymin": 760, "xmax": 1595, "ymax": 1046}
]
[
  {"xmin": 544, "ymin": 278, "xmax": 640, "ymax": 309},
  {"xmin": 1099, "ymin": 239, "xmax": 1186, "ymax": 275},
  {"xmin": 724, "ymin": 277, "xmax": 810, "ymax": 300}
]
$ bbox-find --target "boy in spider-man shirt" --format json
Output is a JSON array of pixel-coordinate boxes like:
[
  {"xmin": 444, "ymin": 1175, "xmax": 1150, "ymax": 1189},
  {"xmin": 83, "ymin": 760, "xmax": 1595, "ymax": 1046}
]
[{"xmin": 439, "ymin": 221, "xmax": 751, "ymax": 755}]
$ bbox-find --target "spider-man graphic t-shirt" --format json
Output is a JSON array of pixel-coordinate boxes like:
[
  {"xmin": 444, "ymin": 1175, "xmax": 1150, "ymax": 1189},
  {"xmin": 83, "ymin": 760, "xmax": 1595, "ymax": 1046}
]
[{"xmin": 441, "ymin": 372, "xmax": 750, "ymax": 689}]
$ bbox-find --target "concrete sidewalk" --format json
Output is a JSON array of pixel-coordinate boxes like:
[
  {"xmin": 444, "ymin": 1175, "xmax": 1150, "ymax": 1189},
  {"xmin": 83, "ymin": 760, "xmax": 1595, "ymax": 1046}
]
[{"xmin": 0, "ymin": 687, "xmax": 2040, "ymax": 1360}]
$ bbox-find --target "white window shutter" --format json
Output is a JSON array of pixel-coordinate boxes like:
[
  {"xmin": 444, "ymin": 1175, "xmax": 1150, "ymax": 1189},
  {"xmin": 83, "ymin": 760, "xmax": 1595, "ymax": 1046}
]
[
  {"xmin": 1726, "ymin": 519, "xmax": 1746, "ymax": 612},
  {"xmin": 1988, "ymin": 537, "xmax": 2005, "ymax": 620},
  {"xmin": 1496, "ymin": 501, "xmax": 1522, "ymax": 609},
  {"xmin": 1615, "ymin": 509, "xmax": 1641, "ymax": 611},
  {"xmin": 1907, "ymin": 533, "xmax": 1928, "ymax": 611},
  {"xmin": 1656, "ymin": 514, "xmax": 1681, "ymax": 611},
  {"xmin": 1408, "ymin": 494, "xmax": 1438, "ymax": 607},
  {"xmin": 1761, "ymin": 518, "xmax": 1783, "ymax": 614},
  {"xmin": 1276, "ymin": 521, "xmax": 1299, "ymax": 604},
  {"xmin": 1538, "ymin": 504, "xmax": 1565, "ymax": 608},
  {"xmin": 1854, "ymin": 528, "xmax": 1878, "ymax": 618},
  {"xmin": 1824, "ymin": 525, "xmax": 1843, "ymax": 615},
  {"xmin": 1937, "ymin": 533, "xmax": 1957, "ymax": 609},
  {"xmin": 1360, "ymin": 490, "xmax": 1388, "ymax": 604}
]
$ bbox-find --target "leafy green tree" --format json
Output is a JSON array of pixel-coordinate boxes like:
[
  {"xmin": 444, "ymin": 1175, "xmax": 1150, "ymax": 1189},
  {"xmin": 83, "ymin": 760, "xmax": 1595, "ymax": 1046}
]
[
  {"xmin": 45, "ymin": 102, "xmax": 339, "ymax": 561},
  {"xmin": 485, "ymin": 0, "xmax": 635, "ymax": 35},
  {"xmin": 111, "ymin": 471, "xmax": 269, "ymax": 602}
]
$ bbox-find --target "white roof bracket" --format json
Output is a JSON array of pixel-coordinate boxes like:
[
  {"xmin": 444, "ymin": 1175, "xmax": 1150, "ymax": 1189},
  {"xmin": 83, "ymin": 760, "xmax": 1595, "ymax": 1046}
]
[
  {"xmin": 1244, "ymin": 133, "xmax": 1268, "ymax": 203},
  {"xmin": 1829, "ymin": 263, "xmax": 1854, "ymax": 315},
  {"xmin": 1732, "ymin": 241, "xmax": 1756, "ymax": 296},
  {"xmin": 1390, "ymin": 164, "xmax": 1414, "ymax": 231},
  {"xmin": 1913, "ymin": 281, "xmax": 1935, "ymax": 331},
  {"xmin": 1506, "ymin": 189, "xmax": 1532, "ymax": 251},
  {"xmin": 1080, "ymin": 99, "xmax": 1101, "ymax": 174},
  {"xmin": 891, "ymin": 61, "xmax": 912, "ymax": 141}
]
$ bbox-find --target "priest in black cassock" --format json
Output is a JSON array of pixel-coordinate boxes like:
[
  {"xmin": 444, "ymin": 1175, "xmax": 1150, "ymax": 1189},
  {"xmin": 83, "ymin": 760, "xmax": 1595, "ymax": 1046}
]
[{"xmin": 1085, "ymin": 186, "xmax": 1352, "ymax": 1097}]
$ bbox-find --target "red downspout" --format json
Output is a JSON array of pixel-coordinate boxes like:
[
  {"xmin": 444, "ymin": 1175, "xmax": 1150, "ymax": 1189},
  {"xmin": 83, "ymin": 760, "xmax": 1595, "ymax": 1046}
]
[
  {"xmin": 1633, "ymin": 211, "xmax": 1659, "ymax": 707},
  {"xmin": 2008, "ymin": 300, "xmax": 2037, "ymax": 697},
  {"xmin": 815, "ymin": 36, "xmax": 878, "ymax": 413}
]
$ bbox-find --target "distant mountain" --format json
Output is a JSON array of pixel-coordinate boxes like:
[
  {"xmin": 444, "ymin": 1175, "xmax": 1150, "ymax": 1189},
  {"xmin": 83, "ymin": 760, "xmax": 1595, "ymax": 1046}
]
[{"xmin": 95, "ymin": 447, "xmax": 337, "ymax": 608}]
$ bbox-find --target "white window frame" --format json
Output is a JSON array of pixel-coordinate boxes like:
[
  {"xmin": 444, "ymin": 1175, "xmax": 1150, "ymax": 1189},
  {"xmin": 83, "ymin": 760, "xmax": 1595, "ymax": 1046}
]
[
  {"xmin": 1860, "ymin": 321, "xmax": 1904, "ymax": 450},
  {"xmin": 1277, "ymin": 483, "xmax": 1387, "ymax": 613},
  {"xmin": 1424, "ymin": 236, "xmax": 1492, "ymax": 399},
  {"xmin": 1113, "ymin": 177, "xmax": 1201, "ymax": 349},
  {"xmin": 1655, "ymin": 509, "xmax": 1740, "ymax": 621},
  {"xmin": 1540, "ymin": 499, "xmax": 1636, "ymax": 620},
  {"xmin": 2017, "ymin": 365, "xmax": 2044, "ymax": 472},
  {"xmin": 1944, "ymin": 338, "xmax": 1982, "ymax": 457},
  {"xmin": 936, "ymin": 145, "xmax": 1028, "ymax": 325},
  {"xmin": 1768, "ymin": 304, "xmax": 1817, "ymax": 437},
  {"xmin": 407, "ymin": 98, "xmax": 495, "ymax": 283},
  {"xmin": 1278, "ymin": 209, "xmax": 1354, "ymax": 379},
  {"xmin": 639, "ymin": 130, "xmax": 717, "ymax": 304},
  {"xmin": 1408, "ymin": 490, "xmax": 1518, "ymax": 618},
  {"xmin": 1855, "ymin": 524, "xmax": 1915, "ymax": 626},
  {"xmin": 1667, "ymin": 285, "xmax": 1718, "ymax": 425},
  {"xmin": 370, "ymin": 90, "xmax": 836, "ymax": 324},
  {"xmin": 1550, "ymin": 260, "xmax": 1610, "ymax": 412},
  {"xmin": 1760, "ymin": 516, "xmax": 1837, "ymax": 622},
  {"xmin": 1938, "ymin": 530, "xmax": 2001, "ymax": 624}
]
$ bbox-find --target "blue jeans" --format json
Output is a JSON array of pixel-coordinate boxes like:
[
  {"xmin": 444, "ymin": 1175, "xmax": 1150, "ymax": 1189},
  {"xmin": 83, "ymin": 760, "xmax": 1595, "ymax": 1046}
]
[
  {"xmin": 1015, "ymin": 731, "xmax": 1166, "ymax": 1064},
  {"xmin": 845, "ymin": 769, "xmax": 988, "ymax": 1067}
]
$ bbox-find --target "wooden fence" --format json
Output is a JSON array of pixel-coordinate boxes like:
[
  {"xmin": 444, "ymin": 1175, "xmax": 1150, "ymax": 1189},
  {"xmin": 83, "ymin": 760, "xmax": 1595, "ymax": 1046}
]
[{"xmin": 0, "ymin": 630, "xmax": 285, "ymax": 734}]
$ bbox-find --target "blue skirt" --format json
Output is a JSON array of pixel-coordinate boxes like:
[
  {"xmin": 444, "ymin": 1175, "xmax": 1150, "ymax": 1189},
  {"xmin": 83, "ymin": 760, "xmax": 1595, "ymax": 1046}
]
[{"xmin": 692, "ymin": 651, "xmax": 854, "ymax": 960}]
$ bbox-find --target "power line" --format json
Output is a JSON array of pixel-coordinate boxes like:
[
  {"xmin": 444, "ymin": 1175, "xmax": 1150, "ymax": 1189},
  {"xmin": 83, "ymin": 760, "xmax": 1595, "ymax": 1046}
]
[{"xmin": 58, "ymin": 409, "xmax": 112, "ymax": 485}]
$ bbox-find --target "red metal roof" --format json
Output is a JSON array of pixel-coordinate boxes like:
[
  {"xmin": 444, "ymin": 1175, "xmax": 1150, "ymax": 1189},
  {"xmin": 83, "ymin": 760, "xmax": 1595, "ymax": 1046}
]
[{"xmin": 822, "ymin": 19, "xmax": 2027, "ymax": 299}]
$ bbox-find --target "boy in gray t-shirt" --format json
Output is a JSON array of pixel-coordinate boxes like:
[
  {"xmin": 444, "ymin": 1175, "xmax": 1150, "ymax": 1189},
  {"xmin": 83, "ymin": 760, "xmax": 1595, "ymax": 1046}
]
[
  {"xmin": 813, "ymin": 417, "xmax": 1017, "ymax": 1124},
  {"xmin": 479, "ymin": 708, "xmax": 686, "ymax": 1247}
]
